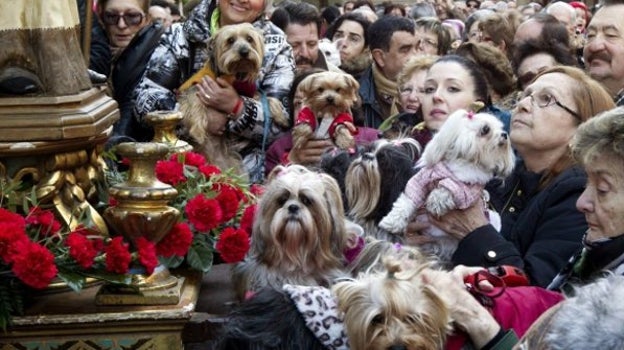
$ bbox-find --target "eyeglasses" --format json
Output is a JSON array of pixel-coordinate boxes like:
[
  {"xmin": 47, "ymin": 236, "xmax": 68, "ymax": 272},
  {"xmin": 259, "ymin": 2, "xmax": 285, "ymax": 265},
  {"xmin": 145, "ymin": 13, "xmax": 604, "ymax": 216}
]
[
  {"xmin": 523, "ymin": 90, "xmax": 581, "ymax": 120},
  {"xmin": 102, "ymin": 11, "xmax": 145, "ymax": 26},
  {"xmin": 417, "ymin": 38, "xmax": 438, "ymax": 49}
]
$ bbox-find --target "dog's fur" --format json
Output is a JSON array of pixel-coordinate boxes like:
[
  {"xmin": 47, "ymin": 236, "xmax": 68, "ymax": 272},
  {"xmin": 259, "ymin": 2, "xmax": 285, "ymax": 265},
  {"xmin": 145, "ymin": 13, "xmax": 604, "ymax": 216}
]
[
  {"xmin": 292, "ymin": 71, "xmax": 360, "ymax": 150},
  {"xmin": 318, "ymin": 38, "xmax": 341, "ymax": 67},
  {"xmin": 178, "ymin": 23, "xmax": 288, "ymax": 172},
  {"xmin": 379, "ymin": 110, "xmax": 515, "ymax": 257},
  {"xmin": 233, "ymin": 164, "xmax": 350, "ymax": 299},
  {"xmin": 333, "ymin": 257, "xmax": 452, "ymax": 350}
]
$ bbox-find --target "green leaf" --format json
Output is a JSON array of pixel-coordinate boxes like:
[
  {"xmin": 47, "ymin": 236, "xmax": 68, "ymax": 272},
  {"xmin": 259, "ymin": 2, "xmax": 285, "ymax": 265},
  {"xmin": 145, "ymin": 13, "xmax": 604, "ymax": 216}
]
[
  {"xmin": 57, "ymin": 269, "xmax": 87, "ymax": 293},
  {"xmin": 159, "ymin": 255, "xmax": 184, "ymax": 269},
  {"xmin": 187, "ymin": 243, "xmax": 214, "ymax": 273}
]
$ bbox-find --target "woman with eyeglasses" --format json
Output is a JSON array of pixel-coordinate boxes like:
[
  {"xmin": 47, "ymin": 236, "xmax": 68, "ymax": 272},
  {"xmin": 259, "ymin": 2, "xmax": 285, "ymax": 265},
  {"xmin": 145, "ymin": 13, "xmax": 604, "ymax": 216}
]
[
  {"xmin": 326, "ymin": 12, "xmax": 372, "ymax": 80},
  {"xmin": 134, "ymin": 0, "xmax": 294, "ymax": 183},
  {"xmin": 414, "ymin": 17, "xmax": 453, "ymax": 56},
  {"xmin": 97, "ymin": 0, "xmax": 165, "ymax": 142},
  {"xmin": 424, "ymin": 66, "xmax": 615, "ymax": 287}
]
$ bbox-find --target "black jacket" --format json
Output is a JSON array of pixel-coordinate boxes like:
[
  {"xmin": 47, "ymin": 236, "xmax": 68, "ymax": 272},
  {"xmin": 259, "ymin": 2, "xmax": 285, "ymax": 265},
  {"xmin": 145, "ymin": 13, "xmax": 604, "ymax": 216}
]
[
  {"xmin": 111, "ymin": 22, "xmax": 165, "ymax": 141},
  {"xmin": 452, "ymin": 162, "xmax": 587, "ymax": 288}
]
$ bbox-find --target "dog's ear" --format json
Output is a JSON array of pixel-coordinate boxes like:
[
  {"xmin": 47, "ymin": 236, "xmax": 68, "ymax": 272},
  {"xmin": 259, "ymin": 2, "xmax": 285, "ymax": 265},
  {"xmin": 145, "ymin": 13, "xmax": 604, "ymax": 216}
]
[
  {"xmin": 297, "ymin": 73, "xmax": 319, "ymax": 96},
  {"xmin": 342, "ymin": 73, "xmax": 360, "ymax": 103}
]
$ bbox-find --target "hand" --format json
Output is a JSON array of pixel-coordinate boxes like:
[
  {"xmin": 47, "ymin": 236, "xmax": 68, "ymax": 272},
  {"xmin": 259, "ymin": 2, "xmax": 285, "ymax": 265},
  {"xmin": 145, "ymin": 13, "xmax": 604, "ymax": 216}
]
[
  {"xmin": 196, "ymin": 76, "xmax": 240, "ymax": 114},
  {"xmin": 421, "ymin": 267, "xmax": 500, "ymax": 349},
  {"xmin": 428, "ymin": 198, "xmax": 489, "ymax": 240},
  {"xmin": 404, "ymin": 214, "xmax": 434, "ymax": 246},
  {"xmin": 288, "ymin": 138, "xmax": 333, "ymax": 165}
]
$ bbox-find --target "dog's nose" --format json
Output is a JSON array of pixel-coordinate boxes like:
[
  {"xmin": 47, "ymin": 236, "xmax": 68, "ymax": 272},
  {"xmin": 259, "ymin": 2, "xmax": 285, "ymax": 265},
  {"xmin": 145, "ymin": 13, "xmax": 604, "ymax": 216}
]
[
  {"xmin": 288, "ymin": 204, "xmax": 299, "ymax": 214},
  {"xmin": 501, "ymin": 132, "xmax": 508, "ymax": 140},
  {"xmin": 388, "ymin": 345, "xmax": 407, "ymax": 350},
  {"xmin": 326, "ymin": 96, "xmax": 334, "ymax": 104},
  {"xmin": 239, "ymin": 46, "xmax": 249, "ymax": 58}
]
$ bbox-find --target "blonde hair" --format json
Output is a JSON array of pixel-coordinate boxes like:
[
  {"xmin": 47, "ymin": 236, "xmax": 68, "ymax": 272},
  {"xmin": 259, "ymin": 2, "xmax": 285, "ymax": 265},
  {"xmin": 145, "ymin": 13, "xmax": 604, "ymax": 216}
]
[{"xmin": 396, "ymin": 55, "xmax": 438, "ymax": 91}]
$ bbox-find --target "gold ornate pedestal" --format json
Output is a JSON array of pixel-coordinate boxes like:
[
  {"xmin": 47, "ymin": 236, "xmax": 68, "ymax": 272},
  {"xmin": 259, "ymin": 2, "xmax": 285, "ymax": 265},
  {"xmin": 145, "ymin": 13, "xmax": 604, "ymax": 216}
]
[
  {"xmin": 0, "ymin": 86, "xmax": 118, "ymax": 233},
  {"xmin": 0, "ymin": 270, "xmax": 202, "ymax": 350}
]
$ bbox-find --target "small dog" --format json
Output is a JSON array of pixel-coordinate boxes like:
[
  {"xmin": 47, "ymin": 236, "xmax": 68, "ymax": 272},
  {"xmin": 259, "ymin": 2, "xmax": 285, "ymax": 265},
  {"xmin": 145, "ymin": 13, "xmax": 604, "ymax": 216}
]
[
  {"xmin": 233, "ymin": 164, "xmax": 350, "ymax": 299},
  {"xmin": 318, "ymin": 38, "xmax": 341, "ymax": 68},
  {"xmin": 378, "ymin": 110, "xmax": 515, "ymax": 247},
  {"xmin": 292, "ymin": 71, "xmax": 360, "ymax": 150},
  {"xmin": 334, "ymin": 257, "xmax": 452, "ymax": 350},
  {"xmin": 179, "ymin": 23, "xmax": 288, "ymax": 169}
]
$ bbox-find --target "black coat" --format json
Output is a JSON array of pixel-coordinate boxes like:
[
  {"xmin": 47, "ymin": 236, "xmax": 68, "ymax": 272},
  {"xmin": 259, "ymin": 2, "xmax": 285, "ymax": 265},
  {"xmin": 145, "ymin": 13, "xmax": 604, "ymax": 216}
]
[{"xmin": 452, "ymin": 162, "xmax": 587, "ymax": 288}]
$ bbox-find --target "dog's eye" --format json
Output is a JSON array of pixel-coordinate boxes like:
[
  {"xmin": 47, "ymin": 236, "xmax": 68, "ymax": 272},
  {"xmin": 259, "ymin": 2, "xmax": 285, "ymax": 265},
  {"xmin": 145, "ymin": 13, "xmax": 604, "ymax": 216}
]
[
  {"xmin": 480, "ymin": 125, "xmax": 490, "ymax": 136},
  {"xmin": 299, "ymin": 194, "xmax": 313, "ymax": 206},
  {"xmin": 246, "ymin": 35, "xmax": 254, "ymax": 43},
  {"xmin": 277, "ymin": 193, "xmax": 289, "ymax": 206},
  {"xmin": 335, "ymin": 87, "xmax": 341, "ymax": 93},
  {"xmin": 371, "ymin": 314, "xmax": 384, "ymax": 326},
  {"xmin": 227, "ymin": 37, "xmax": 235, "ymax": 45},
  {"xmin": 317, "ymin": 87, "xmax": 324, "ymax": 94}
]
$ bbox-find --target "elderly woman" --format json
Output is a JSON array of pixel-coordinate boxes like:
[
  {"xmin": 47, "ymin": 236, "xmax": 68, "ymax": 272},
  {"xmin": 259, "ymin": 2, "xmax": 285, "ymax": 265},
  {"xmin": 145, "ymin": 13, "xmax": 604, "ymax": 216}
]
[
  {"xmin": 547, "ymin": 107, "xmax": 624, "ymax": 290},
  {"xmin": 427, "ymin": 66, "xmax": 615, "ymax": 287},
  {"xmin": 414, "ymin": 17, "xmax": 453, "ymax": 56},
  {"xmin": 134, "ymin": 0, "xmax": 295, "ymax": 182},
  {"xmin": 97, "ymin": 0, "xmax": 166, "ymax": 141}
]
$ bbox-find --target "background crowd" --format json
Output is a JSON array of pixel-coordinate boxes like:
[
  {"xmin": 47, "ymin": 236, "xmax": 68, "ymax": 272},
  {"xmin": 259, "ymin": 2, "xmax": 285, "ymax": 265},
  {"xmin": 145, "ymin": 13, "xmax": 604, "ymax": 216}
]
[{"xmin": 79, "ymin": 0, "xmax": 624, "ymax": 348}]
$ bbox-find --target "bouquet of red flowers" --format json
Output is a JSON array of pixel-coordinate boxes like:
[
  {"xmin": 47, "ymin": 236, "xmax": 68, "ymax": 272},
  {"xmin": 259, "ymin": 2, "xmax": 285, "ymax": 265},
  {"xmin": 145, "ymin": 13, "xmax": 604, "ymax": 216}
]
[
  {"xmin": 151, "ymin": 151, "xmax": 260, "ymax": 272},
  {"xmin": 0, "ymin": 182, "xmax": 158, "ymax": 330}
]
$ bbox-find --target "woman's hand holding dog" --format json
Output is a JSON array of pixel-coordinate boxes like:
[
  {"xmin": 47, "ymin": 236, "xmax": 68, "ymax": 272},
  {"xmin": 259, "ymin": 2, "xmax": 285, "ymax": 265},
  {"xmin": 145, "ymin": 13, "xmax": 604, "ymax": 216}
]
[
  {"xmin": 288, "ymin": 138, "xmax": 333, "ymax": 165},
  {"xmin": 197, "ymin": 76, "xmax": 241, "ymax": 117},
  {"xmin": 428, "ymin": 198, "xmax": 490, "ymax": 240},
  {"xmin": 422, "ymin": 266, "xmax": 501, "ymax": 349}
]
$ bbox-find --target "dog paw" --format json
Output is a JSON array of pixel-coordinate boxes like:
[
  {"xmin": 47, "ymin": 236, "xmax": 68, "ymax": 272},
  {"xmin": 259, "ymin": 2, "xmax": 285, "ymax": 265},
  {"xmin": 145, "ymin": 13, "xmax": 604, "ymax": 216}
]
[
  {"xmin": 426, "ymin": 189, "xmax": 455, "ymax": 217},
  {"xmin": 333, "ymin": 127, "xmax": 355, "ymax": 150},
  {"xmin": 378, "ymin": 193, "xmax": 415, "ymax": 233}
]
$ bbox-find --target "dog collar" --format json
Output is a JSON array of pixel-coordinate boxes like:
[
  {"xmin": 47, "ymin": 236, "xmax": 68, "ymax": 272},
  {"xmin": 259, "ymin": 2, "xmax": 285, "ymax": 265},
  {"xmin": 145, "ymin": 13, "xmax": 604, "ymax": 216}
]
[{"xmin": 282, "ymin": 284, "xmax": 349, "ymax": 350}]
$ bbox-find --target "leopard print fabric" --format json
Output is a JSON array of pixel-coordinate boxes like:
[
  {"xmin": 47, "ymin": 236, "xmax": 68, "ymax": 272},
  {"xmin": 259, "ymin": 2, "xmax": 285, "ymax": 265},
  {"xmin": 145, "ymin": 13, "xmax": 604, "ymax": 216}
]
[{"xmin": 282, "ymin": 284, "xmax": 349, "ymax": 350}]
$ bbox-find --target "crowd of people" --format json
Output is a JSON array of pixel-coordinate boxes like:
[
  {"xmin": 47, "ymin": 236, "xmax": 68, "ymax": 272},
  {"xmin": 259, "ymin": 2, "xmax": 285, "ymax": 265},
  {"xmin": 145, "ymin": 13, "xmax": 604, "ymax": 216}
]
[{"xmin": 82, "ymin": 0, "xmax": 624, "ymax": 348}]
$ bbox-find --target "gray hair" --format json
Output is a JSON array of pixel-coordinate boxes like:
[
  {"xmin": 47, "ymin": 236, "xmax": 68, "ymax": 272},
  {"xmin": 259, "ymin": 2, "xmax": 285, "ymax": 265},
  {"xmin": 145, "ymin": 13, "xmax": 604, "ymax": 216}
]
[
  {"xmin": 409, "ymin": 2, "xmax": 436, "ymax": 20},
  {"xmin": 545, "ymin": 275, "xmax": 624, "ymax": 349}
]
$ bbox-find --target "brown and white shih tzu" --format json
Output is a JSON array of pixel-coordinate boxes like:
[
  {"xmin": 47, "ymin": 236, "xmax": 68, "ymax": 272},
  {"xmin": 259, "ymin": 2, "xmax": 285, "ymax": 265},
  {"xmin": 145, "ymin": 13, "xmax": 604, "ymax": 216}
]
[
  {"xmin": 378, "ymin": 109, "xmax": 515, "ymax": 264},
  {"xmin": 292, "ymin": 71, "xmax": 360, "ymax": 150},
  {"xmin": 178, "ymin": 23, "xmax": 287, "ymax": 171},
  {"xmin": 233, "ymin": 165, "xmax": 350, "ymax": 299}
]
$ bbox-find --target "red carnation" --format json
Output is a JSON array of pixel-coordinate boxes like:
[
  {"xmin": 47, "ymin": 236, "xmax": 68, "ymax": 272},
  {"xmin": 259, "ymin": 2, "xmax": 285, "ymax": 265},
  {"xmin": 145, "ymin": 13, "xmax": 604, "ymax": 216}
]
[
  {"xmin": 11, "ymin": 240, "xmax": 58, "ymax": 289},
  {"xmin": 215, "ymin": 227, "xmax": 250, "ymax": 263},
  {"xmin": 155, "ymin": 159, "xmax": 186, "ymax": 186},
  {"xmin": 0, "ymin": 222, "xmax": 29, "ymax": 264},
  {"xmin": 105, "ymin": 236, "xmax": 132, "ymax": 274},
  {"xmin": 199, "ymin": 164, "xmax": 221, "ymax": 178},
  {"xmin": 109, "ymin": 196, "xmax": 118, "ymax": 207},
  {"xmin": 0, "ymin": 208, "xmax": 26, "ymax": 229},
  {"xmin": 216, "ymin": 185, "xmax": 241, "ymax": 223},
  {"xmin": 239, "ymin": 204, "xmax": 257, "ymax": 236},
  {"xmin": 185, "ymin": 194, "xmax": 223, "ymax": 232},
  {"xmin": 135, "ymin": 237, "xmax": 158, "ymax": 275},
  {"xmin": 173, "ymin": 152, "xmax": 206, "ymax": 168},
  {"xmin": 250, "ymin": 184, "xmax": 265, "ymax": 197},
  {"xmin": 157, "ymin": 222, "xmax": 193, "ymax": 257},
  {"xmin": 26, "ymin": 207, "xmax": 62, "ymax": 236},
  {"xmin": 66, "ymin": 231, "xmax": 98, "ymax": 269}
]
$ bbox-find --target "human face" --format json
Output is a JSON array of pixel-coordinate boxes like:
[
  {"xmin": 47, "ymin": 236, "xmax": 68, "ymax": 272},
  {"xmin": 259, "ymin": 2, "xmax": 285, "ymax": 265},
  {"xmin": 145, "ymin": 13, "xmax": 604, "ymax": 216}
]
[
  {"xmin": 332, "ymin": 20, "xmax": 366, "ymax": 62},
  {"xmin": 511, "ymin": 73, "xmax": 580, "ymax": 161},
  {"xmin": 415, "ymin": 27, "xmax": 439, "ymax": 55},
  {"xmin": 575, "ymin": 8, "xmax": 586, "ymax": 32},
  {"xmin": 219, "ymin": 0, "xmax": 265, "ymax": 26},
  {"xmin": 399, "ymin": 69, "xmax": 427, "ymax": 114},
  {"xmin": 101, "ymin": 0, "xmax": 148, "ymax": 49},
  {"xmin": 583, "ymin": 5, "xmax": 624, "ymax": 96},
  {"xmin": 466, "ymin": 0, "xmax": 479, "ymax": 14},
  {"xmin": 373, "ymin": 30, "xmax": 419, "ymax": 81},
  {"xmin": 148, "ymin": 6, "xmax": 172, "ymax": 27},
  {"xmin": 421, "ymin": 61, "xmax": 478, "ymax": 131},
  {"xmin": 517, "ymin": 53, "xmax": 557, "ymax": 89},
  {"xmin": 577, "ymin": 158, "xmax": 624, "ymax": 241},
  {"xmin": 286, "ymin": 23, "xmax": 320, "ymax": 70},
  {"xmin": 467, "ymin": 21, "xmax": 480, "ymax": 43}
]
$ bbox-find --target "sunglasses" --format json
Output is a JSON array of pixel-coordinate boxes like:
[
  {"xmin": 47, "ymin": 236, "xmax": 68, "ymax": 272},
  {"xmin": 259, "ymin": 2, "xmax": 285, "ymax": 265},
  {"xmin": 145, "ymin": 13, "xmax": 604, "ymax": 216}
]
[{"xmin": 102, "ymin": 11, "xmax": 144, "ymax": 26}]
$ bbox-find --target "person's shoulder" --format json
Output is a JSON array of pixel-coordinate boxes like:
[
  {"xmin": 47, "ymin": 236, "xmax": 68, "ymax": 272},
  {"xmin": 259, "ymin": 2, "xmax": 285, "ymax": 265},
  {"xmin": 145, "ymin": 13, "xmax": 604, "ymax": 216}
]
[{"xmin": 253, "ymin": 19, "xmax": 286, "ymax": 37}]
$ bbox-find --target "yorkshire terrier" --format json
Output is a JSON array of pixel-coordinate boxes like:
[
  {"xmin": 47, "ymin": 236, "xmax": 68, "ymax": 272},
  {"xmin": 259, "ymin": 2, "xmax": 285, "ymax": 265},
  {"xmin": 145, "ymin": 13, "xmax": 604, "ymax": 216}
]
[
  {"xmin": 378, "ymin": 109, "xmax": 515, "ymax": 261},
  {"xmin": 179, "ymin": 23, "xmax": 288, "ymax": 168},
  {"xmin": 334, "ymin": 251, "xmax": 563, "ymax": 350},
  {"xmin": 292, "ymin": 71, "xmax": 360, "ymax": 150},
  {"xmin": 233, "ymin": 164, "xmax": 351, "ymax": 299}
]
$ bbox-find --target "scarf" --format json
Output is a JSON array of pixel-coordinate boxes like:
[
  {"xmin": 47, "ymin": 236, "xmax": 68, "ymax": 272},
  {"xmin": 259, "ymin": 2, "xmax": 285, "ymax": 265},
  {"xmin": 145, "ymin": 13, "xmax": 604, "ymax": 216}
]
[{"xmin": 372, "ymin": 63, "xmax": 401, "ymax": 119}]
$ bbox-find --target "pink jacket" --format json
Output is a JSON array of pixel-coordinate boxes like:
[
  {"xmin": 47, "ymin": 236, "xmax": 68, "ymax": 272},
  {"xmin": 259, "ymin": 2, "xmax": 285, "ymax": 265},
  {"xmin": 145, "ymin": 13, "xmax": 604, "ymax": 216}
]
[{"xmin": 405, "ymin": 162, "xmax": 482, "ymax": 210}]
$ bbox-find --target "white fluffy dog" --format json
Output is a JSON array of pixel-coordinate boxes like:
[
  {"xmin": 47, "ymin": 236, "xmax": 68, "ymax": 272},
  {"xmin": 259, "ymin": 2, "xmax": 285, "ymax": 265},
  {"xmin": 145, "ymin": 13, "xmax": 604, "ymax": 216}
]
[{"xmin": 379, "ymin": 109, "xmax": 515, "ymax": 251}]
